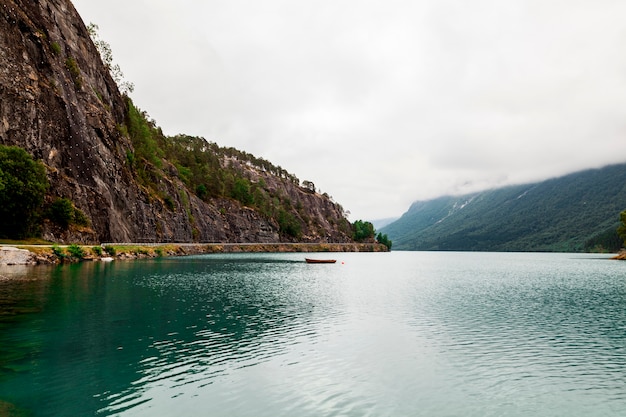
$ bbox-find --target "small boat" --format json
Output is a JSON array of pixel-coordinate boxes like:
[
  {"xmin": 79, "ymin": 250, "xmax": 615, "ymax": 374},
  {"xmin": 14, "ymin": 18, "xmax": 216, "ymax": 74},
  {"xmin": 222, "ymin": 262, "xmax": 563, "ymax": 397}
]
[{"xmin": 305, "ymin": 258, "xmax": 336, "ymax": 264}]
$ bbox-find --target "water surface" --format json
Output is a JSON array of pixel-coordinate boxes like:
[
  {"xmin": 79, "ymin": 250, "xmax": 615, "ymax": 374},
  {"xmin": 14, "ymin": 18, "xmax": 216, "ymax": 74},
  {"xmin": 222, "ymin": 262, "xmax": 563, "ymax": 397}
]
[{"xmin": 1, "ymin": 252, "xmax": 625, "ymax": 416}]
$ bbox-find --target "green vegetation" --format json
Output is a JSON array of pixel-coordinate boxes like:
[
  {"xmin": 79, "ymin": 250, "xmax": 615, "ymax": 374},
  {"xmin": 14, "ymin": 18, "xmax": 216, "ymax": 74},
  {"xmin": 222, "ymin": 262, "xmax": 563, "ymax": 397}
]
[
  {"xmin": 376, "ymin": 232, "xmax": 392, "ymax": 250},
  {"xmin": 6, "ymin": 22, "xmax": 350, "ymax": 245},
  {"xmin": 50, "ymin": 244, "xmax": 88, "ymax": 262},
  {"xmin": 0, "ymin": 145, "xmax": 49, "ymax": 239},
  {"xmin": 618, "ymin": 209, "xmax": 626, "ymax": 248},
  {"xmin": 52, "ymin": 245, "xmax": 66, "ymax": 259},
  {"xmin": 302, "ymin": 180, "xmax": 316, "ymax": 193},
  {"xmin": 125, "ymin": 99, "xmax": 164, "ymax": 180},
  {"xmin": 352, "ymin": 220, "xmax": 392, "ymax": 249},
  {"xmin": 120, "ymin": 98, "xmax": 349, "ymax": 239},
  {"xmin": 277, "ymin": 209, "xmax": 302, "ymax": 238},
  {"xmin": 48, "ymin": 198, "xmax": 73, "ymax": 227},
  {"xmin": 67, "ymin": 244, "xmax": 86, "ymax": 259},
  {"xmin": 87, "ymin": 23, "xmax": 134, "ymax": 95},
  {"xmin": 47, "ymin": 197, "xmax": 89, "ymax": 229},
  {"xmin": 52, "ymin": 244, "xmax": 87, "ymax": 261},
  {"xmin": 584, "ymin": 227, "xmax": 622, "ymax": 253},
  {"xmin": 73, "ymin": 208, "xmax": 89, "ymax": 227},
  {"xmin": 65, "ymin": 56, "xmax": 82, "ymax": 89},
  {"xmin": 50, "ymin": 41, "xmax": 61, "ymax": 55},
  {"xmin": 383, "ymin": 163, "xmax": 626, "ymax": 252},
  {"xmin": 353, "ymin": 220, "xmax": 375, "ymax": 242}
]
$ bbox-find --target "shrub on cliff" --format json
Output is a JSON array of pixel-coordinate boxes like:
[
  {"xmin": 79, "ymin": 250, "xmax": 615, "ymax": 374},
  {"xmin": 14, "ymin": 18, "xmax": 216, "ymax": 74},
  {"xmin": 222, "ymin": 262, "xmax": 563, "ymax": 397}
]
[
  {"xmin": 48, "ymin": 198, "xmax": 74, "ymax": 228},
  {"xmin": 0, "ymin": 145, "xmax": 49, "ymax": 239},
  {"xmin": 47, "ymin": 198, "xmax": 90, "ymax": 229},
  {"xmin": 278, "ymin": 209, "xmax": 302, "ymax": 238}
]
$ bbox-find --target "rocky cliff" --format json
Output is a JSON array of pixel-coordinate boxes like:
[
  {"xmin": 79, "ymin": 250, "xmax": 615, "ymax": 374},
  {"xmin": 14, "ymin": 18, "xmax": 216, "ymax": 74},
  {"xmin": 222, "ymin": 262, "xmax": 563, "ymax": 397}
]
[{"xmin": 0, "ymin": 0, "xmax": 353, "ymax": 244}]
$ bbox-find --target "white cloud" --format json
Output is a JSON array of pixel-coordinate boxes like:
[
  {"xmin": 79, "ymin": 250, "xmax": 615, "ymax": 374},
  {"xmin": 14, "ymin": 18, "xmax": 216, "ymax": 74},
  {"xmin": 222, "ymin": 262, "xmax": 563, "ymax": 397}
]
[{"xmin": 72, "ymin": 0, "xmax": 626, "ymax": 220}]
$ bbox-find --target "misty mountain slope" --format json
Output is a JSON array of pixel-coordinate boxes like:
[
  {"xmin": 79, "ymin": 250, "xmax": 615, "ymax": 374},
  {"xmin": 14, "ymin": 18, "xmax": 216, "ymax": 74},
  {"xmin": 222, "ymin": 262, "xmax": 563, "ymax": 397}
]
[{"xmin": 381, "ymin": 163, "xmax": 626, "ymax": 252}]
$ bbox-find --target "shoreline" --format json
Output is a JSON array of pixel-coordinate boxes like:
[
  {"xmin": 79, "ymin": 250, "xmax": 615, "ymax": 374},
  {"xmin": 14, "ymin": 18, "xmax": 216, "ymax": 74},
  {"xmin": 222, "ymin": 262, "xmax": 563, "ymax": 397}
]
[
  {"xmin": 612, "ymin": 250, "xmax": 626, "ymax": 260},
  {"xmin": 0, "ymin": 242, "xmax": 389, "ymax": 265}
]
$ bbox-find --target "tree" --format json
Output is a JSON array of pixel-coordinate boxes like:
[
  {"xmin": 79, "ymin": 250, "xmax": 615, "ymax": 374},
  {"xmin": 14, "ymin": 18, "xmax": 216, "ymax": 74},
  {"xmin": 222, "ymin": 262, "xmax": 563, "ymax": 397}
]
[
  {"xmin": 618, "ymin": 209, "xmax": 626, "ymax": 247},
  {"xmin": 196, "ymin": 184, "xmax": 208, "ymax": 200},
  {"xmin": 48, "ymin": 198, "xmax": 74, "ymax": 228},
  {"xmin": 302, "ymin": 180, "xmax": 316, "ymax": 193},
  {"xmin": 353, "ymin": 220, "xmax": 375, "ymax": 242},
  {"xmin": 278, "ymin": 209, "xmax": 302, "ymax": 238},
  {"xmin": 0, "ymin": 145, "xmax": 49, "ymax": 238},
  {"xmin": 47, "ymin": 197, "xmax": 89, "ymax": 229},
  {"xmin": 87, "ymin": 23, "xmax": 135, "ymax": 95},
  {"xmin": 232, "ymin": 177, "xmax": 253, "ymax": 206},
  {"xmin": 376, "ymin": 232, "xmax": 392, "ymax": 250}
]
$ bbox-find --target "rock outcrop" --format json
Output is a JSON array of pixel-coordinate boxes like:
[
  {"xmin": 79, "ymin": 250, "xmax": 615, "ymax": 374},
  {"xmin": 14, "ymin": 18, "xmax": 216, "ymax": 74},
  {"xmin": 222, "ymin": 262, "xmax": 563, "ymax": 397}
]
[
  {"xmin": 0, "ymin": 246, "xmax": 35, "ymax": 265},
  {"xmin": 0, "ymin": 0, "xmax": 353, "ymax": 244}
]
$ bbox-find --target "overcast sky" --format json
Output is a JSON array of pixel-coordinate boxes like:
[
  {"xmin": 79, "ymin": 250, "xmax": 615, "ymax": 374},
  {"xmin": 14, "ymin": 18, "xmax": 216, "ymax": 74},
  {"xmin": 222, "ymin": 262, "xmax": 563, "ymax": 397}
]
[{"xmin": 72, "ymin": 0, "xmax": 626, "ymax": 221}]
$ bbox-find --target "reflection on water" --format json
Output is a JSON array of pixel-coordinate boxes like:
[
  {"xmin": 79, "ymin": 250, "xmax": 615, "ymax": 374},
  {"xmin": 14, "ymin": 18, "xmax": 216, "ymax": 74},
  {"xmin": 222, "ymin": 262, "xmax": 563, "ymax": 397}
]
[{"xmin": 1, "ymin": 252, "xmax": 625, "ymax": 416}]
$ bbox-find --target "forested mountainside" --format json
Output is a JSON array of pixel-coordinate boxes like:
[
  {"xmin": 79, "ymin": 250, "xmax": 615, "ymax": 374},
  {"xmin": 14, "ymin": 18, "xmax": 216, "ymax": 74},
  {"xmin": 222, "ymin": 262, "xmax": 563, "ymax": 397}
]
[
  {"xmin": 0, "ymin": 0, "xmax": 353, "ymax": 244},
  {"xmin": 381, "ymin": 163, "xmax": 626, "ymax": 252}
]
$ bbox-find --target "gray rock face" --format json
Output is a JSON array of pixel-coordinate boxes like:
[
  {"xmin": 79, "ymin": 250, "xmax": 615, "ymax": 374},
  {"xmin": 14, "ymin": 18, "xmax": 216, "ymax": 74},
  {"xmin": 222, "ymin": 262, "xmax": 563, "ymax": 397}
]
[{"xmin": 0, "ymin": 0, "xmax": 352, "ymax": 244}]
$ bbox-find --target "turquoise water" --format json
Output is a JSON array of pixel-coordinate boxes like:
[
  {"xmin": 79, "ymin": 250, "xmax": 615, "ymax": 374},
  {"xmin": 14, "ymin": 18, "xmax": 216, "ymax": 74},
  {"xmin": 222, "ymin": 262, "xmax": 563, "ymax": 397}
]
[{"xmin": 1, "ymin": 252, "xmax": 625, "ymax": 416}]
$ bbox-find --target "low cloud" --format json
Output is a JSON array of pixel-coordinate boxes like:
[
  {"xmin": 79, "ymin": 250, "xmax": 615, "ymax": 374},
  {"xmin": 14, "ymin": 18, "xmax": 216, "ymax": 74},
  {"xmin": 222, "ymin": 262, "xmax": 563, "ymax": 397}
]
[{"xmin": 73, "ymin": 0, "xmax": 626, "ymax": 220}]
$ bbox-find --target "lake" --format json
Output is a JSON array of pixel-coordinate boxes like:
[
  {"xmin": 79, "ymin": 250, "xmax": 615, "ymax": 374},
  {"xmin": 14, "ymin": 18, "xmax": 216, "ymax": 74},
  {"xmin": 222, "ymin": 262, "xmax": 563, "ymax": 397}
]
[{"xmin": 1, "ymin": 252, "xmax": 625, "ymax": 416}]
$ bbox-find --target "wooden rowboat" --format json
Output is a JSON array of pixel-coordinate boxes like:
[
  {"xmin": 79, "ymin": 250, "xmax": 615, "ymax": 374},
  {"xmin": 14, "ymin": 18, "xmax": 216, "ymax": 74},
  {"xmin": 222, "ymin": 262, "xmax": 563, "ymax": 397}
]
[{"xmin": 305, "ymin": 258, "xmax": 337, "ymax": 264}]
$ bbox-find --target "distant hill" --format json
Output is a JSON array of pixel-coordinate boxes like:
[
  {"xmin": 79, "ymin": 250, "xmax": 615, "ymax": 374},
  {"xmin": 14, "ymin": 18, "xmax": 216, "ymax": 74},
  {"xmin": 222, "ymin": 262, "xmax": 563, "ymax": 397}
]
[
  {"xmin": 381, "ymin": 163, "xmax": 626, "ymax": 252},
  {"xmin": 370, "ymin": 217, "xmax": 399, "ymax": 230}
]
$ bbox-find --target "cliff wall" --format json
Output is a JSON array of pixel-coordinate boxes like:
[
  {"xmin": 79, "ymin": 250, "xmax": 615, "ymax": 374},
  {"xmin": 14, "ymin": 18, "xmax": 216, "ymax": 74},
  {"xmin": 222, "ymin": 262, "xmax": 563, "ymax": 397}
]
[{"xmin": 0, "ymin": 0, "xmax": 353, "ymax": 244}]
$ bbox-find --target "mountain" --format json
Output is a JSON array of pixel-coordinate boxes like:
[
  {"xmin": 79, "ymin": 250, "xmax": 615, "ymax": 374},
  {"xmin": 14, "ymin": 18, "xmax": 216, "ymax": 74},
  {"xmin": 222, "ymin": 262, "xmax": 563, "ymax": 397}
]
[
  {"xmin": 0, "ymin": 0, "xmax": 353, "ymax": 244},
  {"xmin": 381, "ymin": 163, "xmax": 626, "ymax": 252},
  {"xmin": 370, "ymin": 217, "xmax": 399, "ymax": 230}
]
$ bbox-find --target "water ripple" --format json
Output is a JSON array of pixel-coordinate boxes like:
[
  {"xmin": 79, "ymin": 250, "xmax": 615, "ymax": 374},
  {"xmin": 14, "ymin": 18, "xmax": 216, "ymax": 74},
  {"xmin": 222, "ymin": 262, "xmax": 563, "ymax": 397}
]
[{"xmin": 2, "ymin": 253, "xmax": 626, "ymax": 416}]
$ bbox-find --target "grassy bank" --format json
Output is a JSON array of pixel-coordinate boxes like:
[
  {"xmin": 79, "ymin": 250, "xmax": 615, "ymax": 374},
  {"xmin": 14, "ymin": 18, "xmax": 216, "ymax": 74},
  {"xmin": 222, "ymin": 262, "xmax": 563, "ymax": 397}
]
[{"xmin": 6, "ymin": 242, "xmax": 388, "ymax": 265}]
